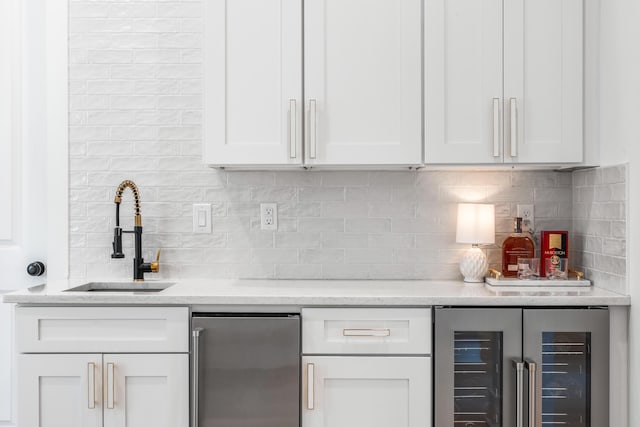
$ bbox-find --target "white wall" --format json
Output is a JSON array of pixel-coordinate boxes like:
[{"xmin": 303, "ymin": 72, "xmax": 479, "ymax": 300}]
[{"xmin": 599, "ymin": 0, "xmax": 640, "ymax": 422}]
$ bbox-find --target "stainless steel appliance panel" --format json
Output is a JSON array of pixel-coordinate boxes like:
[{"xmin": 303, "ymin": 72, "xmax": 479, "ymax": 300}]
[{"xmin": 192, "ymin": 315, "xmax": 300, "ymax": 427}]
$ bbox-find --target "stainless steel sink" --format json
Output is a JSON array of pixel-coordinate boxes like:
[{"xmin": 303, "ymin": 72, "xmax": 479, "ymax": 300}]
[{"xmin": 65, "ymin": 282, "xmax": 175, "ymax": 293}]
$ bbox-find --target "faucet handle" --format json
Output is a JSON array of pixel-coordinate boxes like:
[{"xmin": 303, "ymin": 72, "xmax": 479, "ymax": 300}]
[{"xmin": 151, "ymin": 249, "xmax": 161, "ymax": 273}]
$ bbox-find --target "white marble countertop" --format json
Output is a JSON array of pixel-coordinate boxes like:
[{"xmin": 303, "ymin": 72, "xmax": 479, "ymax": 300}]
[{"xmin": 1, "ymin": 279, "xmax": 630, "ymax": 306}]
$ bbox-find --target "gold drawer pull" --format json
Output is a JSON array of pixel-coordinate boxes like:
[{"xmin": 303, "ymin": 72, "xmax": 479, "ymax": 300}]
[{"xmin": 343, "ymin": 328, "xmax": 391, "ymax": 337}]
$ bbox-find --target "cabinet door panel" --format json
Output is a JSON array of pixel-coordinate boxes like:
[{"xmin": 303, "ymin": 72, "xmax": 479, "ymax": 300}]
[
  {"xmin": 424, "ymin": 0, "xmax": 503, "ymax": 164},
  {"xmin": 504, "ymin": 0, "xmax": 583, "ymax": 163},
  {"xmin": 302, "ymin": 356, "xmax": 430, "ymax": 427},
  {"xmin": 523, "ymin": 309, "xmax": 609, "ymax": 427},
  {"xmin": 204, "ymin": 0, "xmax": 302, "ymax": 165},
  {"xmin": 18, "ymin": 354, "xmax": 102, "ymax": 427},
  {"xmin": 305, "ymin": 0, "xmax": 422, "ymax": 165},
  {"xmin": 103, "ymin": 354, "xmax": 188, "ymax": 427}
]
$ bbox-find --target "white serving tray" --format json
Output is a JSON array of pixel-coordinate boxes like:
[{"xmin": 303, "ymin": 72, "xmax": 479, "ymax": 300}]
[{"xmin": 485, "ymin": 277, "xmax": 591, "ymax": 287}]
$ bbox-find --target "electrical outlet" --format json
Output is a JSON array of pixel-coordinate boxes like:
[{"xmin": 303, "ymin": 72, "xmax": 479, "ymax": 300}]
[
  {"xmin": 260, "ymin": 203, "xmax": 278, "ymax": 230},
  {"xmin": 517, "ymin": 204, "xmax": 535, "ymax": 233}
]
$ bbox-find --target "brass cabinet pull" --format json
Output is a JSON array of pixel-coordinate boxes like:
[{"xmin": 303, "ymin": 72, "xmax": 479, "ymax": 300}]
[
  {"xmin": 306, "ymin": 363, "xmax": 315, "ymax": 410},
  {"xmin": 106, "ymin": 362, "xmax": 115, "ymax": 409},
  {"xmin": 88, "ymin": 363, "xmax": 96, "ymax": 409},
  {"xmin": 342, "ymin": 328, "xmax": 391, "ymax": 337}
]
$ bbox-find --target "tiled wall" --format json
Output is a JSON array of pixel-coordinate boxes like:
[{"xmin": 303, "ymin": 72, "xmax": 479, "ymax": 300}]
[
  {"xmin": 67, "ymin": 0, "xmax": 624, "ymax": 287},
  {"xmin": 572, "ymin": 165, "xmax": 628, "ymax": 294}
]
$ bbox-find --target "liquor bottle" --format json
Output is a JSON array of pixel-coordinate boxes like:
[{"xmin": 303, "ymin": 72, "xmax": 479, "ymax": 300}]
[{"xmin": 502, "ymin": 217, "xmax": 535, "ymax": 278}]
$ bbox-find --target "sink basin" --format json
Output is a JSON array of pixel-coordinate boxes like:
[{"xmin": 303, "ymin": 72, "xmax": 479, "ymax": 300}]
[{"xmin": 65, "ymin": 282, "xmax": 175, "ymax": 293}]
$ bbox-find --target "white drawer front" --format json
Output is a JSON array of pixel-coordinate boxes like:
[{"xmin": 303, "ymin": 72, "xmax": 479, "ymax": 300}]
[
  {"xmin": 302, "ymin": 308, "xmax": 431, "ymax": 355},
  {"xmin": 16, "ymin": 307, "xmax": 189, "ymax": 353}
]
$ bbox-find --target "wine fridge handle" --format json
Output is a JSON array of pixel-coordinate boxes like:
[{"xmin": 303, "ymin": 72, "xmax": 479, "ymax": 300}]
[
  {"xmin": 512, "ymin": 360, "xmax": 525, "ymax": 427},
  {"xmin": 525, "ymin": 359, "xmax": 537, "ymax": 427},
  {"xmin": 192, "ymin": 328, "xmax": 203, "ymax": 427}
]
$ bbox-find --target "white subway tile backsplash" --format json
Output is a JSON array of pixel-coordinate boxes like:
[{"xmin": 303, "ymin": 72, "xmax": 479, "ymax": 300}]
[
  {"xmin": 275, "ymin": 264, "xmax": 323, "ymax": 279},
  {"xmin": 572, "ymin": 164, "xmax": 628, "ymax": 293},
  {"xmin": 67, "ymin": 2, "xmax": 626, "ymax": 290}
]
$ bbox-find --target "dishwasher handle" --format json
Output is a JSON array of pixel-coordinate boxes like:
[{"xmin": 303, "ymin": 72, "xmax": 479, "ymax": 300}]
[{"xmin": 192, "ymin": 328, "xmax": 203, "ymax": 427}]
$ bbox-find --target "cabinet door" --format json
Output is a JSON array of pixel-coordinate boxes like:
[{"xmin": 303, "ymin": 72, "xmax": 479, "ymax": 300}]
[
  {"xmin": 523, "ymin": 309, "xmax": 609, "ymax": 427},
  {"xmin": 103, "ymin": 354, "xmax": 188, "ymax": 427},
  {"xmin": 304, "ymin": 0, "xmax": 422, "ymax": 165},
  {"xmin": 302, "ymin": 356, "xmax": 430, "ymax": 427},
  {"xmin": 203, "ymin": 0, "xmax": 303, "ymax": 165},
  {"xmin": 0, "ymin": 301, "xmax": 11, "ymax": 423},
  {"xmin": 434, "ymin": 308, "xmax": 522, "ymax": 427},
  {"xmin": 18, "ymin": 354, "xmax": 103, "ymax": 427},
  {"xmin": 504, "ymin": 0, "xmax": 583, "ymax": 163},
  {"xmin": 424, "ymin": 0, "xmax": 504, "ymax": 164}
]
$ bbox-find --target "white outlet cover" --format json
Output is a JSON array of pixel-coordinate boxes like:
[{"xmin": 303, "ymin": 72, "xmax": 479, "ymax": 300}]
[
  {"xmin": 260, "ymin": 203, "xmax": 277, "ymax": 230},
  {"xmin": 516, "ymin": 204, "xmax": 534, "ymax": 231}
]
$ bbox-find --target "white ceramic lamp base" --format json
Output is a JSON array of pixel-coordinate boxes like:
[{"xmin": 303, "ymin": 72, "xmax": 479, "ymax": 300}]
[{"xmin": 459, "ymin": 246, "xmax": 489, "ymax": 283}]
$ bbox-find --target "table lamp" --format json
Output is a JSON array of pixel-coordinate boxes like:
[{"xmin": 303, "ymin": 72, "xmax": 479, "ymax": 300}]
[{"xmin": 456, "ymin": 203, "xmax": 495, "ymax": 283}]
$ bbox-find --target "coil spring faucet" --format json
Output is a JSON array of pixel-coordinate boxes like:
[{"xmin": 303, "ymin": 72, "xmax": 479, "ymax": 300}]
[{"xmin": 111, "ymin": 180, "xmax": 160, "ymax": 281}]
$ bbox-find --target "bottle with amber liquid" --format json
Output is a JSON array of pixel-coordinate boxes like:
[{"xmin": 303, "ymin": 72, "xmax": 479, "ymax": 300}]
[{"xmin": 502, "ymin": 217, "xmax": 535, "ymax": 277}]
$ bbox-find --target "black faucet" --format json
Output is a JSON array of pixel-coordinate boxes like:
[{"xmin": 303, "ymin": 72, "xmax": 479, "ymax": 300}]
[{"xmin": 111, "ymin": 180, "xmax": 160, "ymax": 281}]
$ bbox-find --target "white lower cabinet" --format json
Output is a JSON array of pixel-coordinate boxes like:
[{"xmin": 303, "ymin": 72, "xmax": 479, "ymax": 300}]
[
  {"xmin": 301, "ymin": 308, "xmax": 432, "ymax": 427},
  {"xmin": 302, "ymin": 356, "xmax": 430, "ymax": 427},
  {"xmin": 15, "ymin": 307, "xmax": 189, "ymax": 427},
  {"xmin": 103, "ymin": 354, "xmax": 188, "ymax": 427},
  {"xmin": 19, "ymin": 354, "xmax": 103, "ymax": 427},
  {"xmin": 18, "ymin": 354, "xmax": 188, "ymax": 427}
]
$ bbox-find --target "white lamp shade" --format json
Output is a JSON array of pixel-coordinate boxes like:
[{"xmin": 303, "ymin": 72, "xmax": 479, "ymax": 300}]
[{"xmin": 456, "ymin": 203, "xmax": 495, "ymax": 245}]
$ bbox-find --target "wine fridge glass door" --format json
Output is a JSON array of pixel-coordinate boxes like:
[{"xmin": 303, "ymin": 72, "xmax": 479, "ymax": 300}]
[
  {"xmin": 435, "ymin": 308, "xmax": 522, "ymax": 427},
  {"xmin": 523, "ymin": 309, "xmax": 610, "ymax": 427}
]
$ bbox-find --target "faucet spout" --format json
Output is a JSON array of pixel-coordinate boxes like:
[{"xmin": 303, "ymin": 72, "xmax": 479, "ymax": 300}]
[{"xmin": 114, "ymin": 180, "xmax": 142, "ymax": 227}]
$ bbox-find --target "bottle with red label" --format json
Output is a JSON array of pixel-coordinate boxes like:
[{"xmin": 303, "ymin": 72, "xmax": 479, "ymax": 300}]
[{"xmin": 540, "ymin": 231, "xmax": 568, "ymax": 278}]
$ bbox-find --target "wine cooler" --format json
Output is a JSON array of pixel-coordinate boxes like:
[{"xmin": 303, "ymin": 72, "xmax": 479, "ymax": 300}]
[{"xmin": 434, "ymin": 308, "xmax": 609, "ymax": 426}]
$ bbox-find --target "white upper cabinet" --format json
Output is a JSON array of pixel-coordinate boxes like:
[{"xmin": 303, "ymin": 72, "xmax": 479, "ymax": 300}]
[
  {"xmin": 304, "ymin": 0, "xmax": 422, "ymax": 166},
  {"xmin": 425, "ymin": 0, "xmax": 584, "ymax": 164},
  {"xmin": 504, "ymin": 0, "xmax": 583, "ymax": 163},
  {"xmin": 204, "ymin": 0, "xmax": 422, "ymax": 167},
  {"xmin": 203, "ymin": 0, "xmax": 303, "ymax": 166},
  {"xmin": 424, "ymin": 0, "xmax": 504, "ymax": 164}
]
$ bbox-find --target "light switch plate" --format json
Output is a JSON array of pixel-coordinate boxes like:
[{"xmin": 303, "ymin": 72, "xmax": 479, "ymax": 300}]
[{"xmin": 193, "ymin": 204, "xmax": 212, "ymax": 233}]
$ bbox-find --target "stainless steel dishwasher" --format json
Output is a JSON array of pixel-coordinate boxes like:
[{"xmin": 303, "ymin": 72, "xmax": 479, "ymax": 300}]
[{"xmin": 191, "ymin": 314, "xmax": 300, "ymax": 427}]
